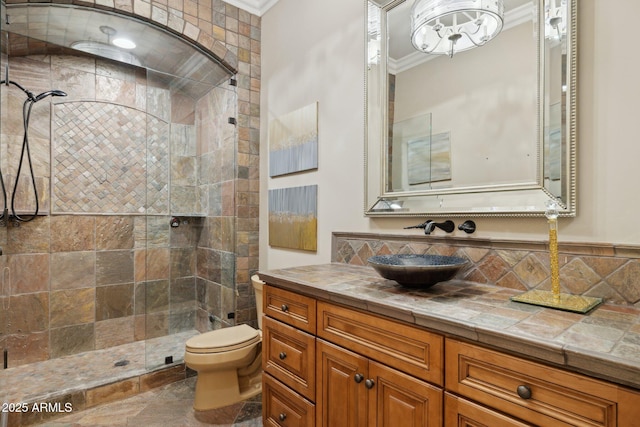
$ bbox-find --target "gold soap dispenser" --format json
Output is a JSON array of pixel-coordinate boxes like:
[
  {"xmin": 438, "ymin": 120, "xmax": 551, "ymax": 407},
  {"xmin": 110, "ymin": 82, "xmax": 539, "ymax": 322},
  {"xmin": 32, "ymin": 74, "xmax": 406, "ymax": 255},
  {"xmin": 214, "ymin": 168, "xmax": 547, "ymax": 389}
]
[{"xmin": 511, "ymin": 200, "xmax": 603, "ymax": 313}]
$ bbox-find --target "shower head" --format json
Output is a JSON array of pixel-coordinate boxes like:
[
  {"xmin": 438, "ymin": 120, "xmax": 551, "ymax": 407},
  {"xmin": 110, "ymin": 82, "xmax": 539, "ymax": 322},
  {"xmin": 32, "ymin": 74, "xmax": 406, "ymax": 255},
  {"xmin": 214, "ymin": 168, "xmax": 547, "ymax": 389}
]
[{"xmin": 34, "ymin": 90, "xmax": 67, "ymax": 102}]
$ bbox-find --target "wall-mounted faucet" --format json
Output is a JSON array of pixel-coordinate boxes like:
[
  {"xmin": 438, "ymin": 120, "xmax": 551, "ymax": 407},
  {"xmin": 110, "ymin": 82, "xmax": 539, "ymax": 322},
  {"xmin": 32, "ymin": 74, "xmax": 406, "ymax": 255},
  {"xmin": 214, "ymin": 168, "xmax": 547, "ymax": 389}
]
[{"xmin": 405, "ymin": 220, "xmax": 455, "ymax": 235}]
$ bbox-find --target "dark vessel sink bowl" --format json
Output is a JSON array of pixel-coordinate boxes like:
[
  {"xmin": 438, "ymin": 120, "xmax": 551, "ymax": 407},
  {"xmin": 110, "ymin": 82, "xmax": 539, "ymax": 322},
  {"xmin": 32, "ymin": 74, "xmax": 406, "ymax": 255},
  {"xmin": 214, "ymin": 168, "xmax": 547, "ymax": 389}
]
[{"xmin": 368, "ymin": 254, "xmax": 468, "ymax": 288}]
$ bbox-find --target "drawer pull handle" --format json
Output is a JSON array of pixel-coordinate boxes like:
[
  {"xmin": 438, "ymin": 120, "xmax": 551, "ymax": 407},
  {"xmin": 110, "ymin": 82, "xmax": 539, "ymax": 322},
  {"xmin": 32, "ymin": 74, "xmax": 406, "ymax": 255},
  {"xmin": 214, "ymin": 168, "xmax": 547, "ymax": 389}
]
[
  {"xmin": 281, "ymin": 304, "xmax": 289, "ymax": 312},
  {"xmin": 279, "ymin": 352, "xmax": 287, "ymax": 360},
  {"xmin": 279, "ymin": 413, "xmax": 287, "ymax": 421},
  {"xmin": 354, "ymin": 373, "xmax": 364, "ymax": 383},
  {"xmin": 365, "ymin": 379, "xmax": 375, "ymax": 389},
  {"xmin": 517, "ymin": 385, "xmax": 532, "ymax": 400}
]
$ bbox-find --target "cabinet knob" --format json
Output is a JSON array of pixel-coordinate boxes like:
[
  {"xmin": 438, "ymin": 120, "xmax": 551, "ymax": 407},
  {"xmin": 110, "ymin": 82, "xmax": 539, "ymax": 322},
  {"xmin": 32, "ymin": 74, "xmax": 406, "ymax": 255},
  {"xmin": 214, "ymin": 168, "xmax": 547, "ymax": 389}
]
[
  {"xmin": 354, "ymin": 373, "xmax": 364, "ymax": 383},
  {"xmin": 365, "ymin": 379, "xmax": 375, "ymax": 389},
  {"xmin": 517, "ymin": 385, "xmax": 532, "ymax": 400},
  {"xmin": 281, "ymin": 304, "xmax": 289, "ymax": 312},
  {"xmin": 279, "ymin": 352, "xmax": 287, "ymax": 360},
  {"xmin": 279, "ymin": 413, "xmax": 287, "ymax": 421}
]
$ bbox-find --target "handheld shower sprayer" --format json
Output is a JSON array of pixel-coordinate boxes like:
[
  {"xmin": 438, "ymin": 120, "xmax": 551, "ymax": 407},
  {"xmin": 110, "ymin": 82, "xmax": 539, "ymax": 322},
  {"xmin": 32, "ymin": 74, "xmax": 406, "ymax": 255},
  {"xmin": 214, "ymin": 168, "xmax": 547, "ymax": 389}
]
[
  {"xmin": 0, "ymin": 80, "xmax": 67, "ymax": 225},
  {"xmin": 34, "ymin": 90, "xmax": 68, "ymax": 102}
]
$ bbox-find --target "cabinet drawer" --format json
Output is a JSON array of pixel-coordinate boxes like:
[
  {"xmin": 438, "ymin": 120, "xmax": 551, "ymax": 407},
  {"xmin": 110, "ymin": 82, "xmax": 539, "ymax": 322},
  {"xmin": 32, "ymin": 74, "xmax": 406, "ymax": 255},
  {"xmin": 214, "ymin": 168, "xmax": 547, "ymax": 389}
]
[
  {"xmin": 264, "ymin": 285, "xmax": 316, "ymax": 334},
  {"xmin": 445, "ymin": 393, "xmax": 533, "ymax": 427},
  {"xmin": 263, "ymin": 374, "xmax": 315, "ymax": 427},
  {"xmin": 317, "ymin": 301, "xmax": 443, "ymax": 386},
  {"xmin": 445, "ymin": 339, "xmax": 617, "ymax": 427},
  {"xmin": 263, "ymin": 316, "xmax": 316, "ymax": 401}
]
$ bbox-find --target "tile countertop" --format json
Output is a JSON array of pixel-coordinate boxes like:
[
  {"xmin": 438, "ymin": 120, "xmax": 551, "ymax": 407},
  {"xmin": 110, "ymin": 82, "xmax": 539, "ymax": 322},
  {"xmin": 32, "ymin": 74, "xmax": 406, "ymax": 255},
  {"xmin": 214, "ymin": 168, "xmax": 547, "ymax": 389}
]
[{"xmin": 257, "ymin": 263, "xmax": 640, "ymax": 391}]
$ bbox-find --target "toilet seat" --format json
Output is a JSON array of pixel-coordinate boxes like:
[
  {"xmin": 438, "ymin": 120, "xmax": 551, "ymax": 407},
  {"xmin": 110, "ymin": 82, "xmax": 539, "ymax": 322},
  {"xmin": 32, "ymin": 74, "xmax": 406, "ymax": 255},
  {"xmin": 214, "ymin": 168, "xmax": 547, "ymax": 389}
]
[{"xmin": 186, "ymin": 324, "xmax": 260, "ymax": 354}]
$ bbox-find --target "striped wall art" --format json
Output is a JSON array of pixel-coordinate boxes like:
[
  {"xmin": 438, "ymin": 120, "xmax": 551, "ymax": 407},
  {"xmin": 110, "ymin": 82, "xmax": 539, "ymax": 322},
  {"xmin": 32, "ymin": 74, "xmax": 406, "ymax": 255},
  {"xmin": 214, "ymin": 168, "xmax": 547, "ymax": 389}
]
[
  {"xmin": 268, "ymin": 102, "xmax": 318, "ymax": 177},
  {"xmin": 268, "ymin": 185, "xmax": 318, "ymax": 251}
]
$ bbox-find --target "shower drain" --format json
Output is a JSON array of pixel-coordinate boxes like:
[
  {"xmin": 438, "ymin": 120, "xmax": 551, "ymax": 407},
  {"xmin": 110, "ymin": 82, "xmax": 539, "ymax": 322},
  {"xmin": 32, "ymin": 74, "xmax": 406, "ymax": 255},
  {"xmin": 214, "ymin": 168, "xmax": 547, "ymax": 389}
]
[{"xmin": 114, "ymin": 359, "xmax": 130, "ymax": 367}]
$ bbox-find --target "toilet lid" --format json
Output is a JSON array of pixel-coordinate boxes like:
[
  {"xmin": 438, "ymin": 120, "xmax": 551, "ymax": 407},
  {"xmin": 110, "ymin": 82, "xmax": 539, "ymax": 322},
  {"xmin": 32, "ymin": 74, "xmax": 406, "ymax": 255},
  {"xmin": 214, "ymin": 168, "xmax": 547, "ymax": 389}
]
[{"xmin": 185, "ymin": 324, "xmax": 260, "ymax": 354}]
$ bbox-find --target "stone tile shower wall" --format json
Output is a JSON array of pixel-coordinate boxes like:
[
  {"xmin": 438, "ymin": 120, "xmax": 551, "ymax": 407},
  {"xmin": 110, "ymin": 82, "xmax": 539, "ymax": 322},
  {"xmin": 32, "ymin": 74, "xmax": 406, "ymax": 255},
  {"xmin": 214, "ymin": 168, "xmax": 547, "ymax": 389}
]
[
  {"xmin": 333, "ymin": 232, "xmax": 640, "ymax": 307},
  {"xmin": 0, "ymin": 0, "xmax": 262, "ymax": 368}
]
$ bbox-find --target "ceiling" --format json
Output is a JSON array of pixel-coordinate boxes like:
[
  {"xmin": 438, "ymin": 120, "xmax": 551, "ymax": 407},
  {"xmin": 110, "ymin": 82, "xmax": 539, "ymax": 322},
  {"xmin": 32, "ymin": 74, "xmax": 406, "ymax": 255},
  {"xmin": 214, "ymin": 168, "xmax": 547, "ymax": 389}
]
[{"xmin": 3, "ymin": 3, "xmax": 234, "ymax": 96}]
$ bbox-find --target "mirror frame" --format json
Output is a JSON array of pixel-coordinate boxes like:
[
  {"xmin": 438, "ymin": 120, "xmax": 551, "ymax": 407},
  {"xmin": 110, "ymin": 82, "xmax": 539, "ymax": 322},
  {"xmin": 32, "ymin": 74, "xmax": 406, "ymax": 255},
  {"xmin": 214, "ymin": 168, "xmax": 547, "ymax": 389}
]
[{"xmin": 365, "ymin": 0, "xmax": 577, "ymax": 217}]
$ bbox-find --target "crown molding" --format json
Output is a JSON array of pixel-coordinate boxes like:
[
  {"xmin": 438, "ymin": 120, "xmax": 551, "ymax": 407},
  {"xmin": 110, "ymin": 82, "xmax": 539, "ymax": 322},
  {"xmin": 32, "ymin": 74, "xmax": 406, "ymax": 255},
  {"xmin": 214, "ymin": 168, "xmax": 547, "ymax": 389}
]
[{"xmin": 224, "ymin": 0, "xmax": 280, "ymax": 16}]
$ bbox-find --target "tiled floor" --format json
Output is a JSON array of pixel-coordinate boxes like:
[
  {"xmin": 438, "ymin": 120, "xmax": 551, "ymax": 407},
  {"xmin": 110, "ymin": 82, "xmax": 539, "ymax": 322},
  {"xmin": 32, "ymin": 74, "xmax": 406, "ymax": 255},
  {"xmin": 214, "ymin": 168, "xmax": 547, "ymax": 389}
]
[{"xmin": 33, "ymin": 377, "xmax": 263, "ymax": 427}]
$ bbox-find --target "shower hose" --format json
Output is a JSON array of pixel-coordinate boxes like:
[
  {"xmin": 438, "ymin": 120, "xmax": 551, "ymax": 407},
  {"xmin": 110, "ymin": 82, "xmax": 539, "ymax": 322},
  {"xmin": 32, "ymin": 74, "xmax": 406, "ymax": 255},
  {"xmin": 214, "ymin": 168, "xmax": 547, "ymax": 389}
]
[{"xmin": 0, "ymin": 79, "xmax": 66, "ymax": 224}]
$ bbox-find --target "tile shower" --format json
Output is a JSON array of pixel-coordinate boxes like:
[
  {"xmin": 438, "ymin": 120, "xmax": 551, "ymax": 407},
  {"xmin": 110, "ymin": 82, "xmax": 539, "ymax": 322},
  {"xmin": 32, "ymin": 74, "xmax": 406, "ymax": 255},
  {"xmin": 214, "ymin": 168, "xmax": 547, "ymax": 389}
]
[
  {"xmin": 0, "ymin": 1, "xmax": 262, "ymax": 424},
  {"xmin": 0, "ymin": 48, "xmax": 238, "ymax": 361}
]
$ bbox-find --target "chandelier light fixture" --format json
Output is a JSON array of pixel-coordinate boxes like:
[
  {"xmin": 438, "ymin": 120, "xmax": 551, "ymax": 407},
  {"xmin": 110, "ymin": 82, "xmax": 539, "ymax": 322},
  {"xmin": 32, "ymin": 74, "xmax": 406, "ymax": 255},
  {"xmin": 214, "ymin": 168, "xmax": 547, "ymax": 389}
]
[{"xmin": 410, "ymin": 0, "xmax": 504, "ymax": 58}]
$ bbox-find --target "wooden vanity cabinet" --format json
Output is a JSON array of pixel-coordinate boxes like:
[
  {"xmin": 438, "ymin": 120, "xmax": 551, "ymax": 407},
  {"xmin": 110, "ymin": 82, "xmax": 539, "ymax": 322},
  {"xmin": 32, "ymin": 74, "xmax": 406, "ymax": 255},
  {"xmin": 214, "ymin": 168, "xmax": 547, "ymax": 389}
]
[
  {"xmin": 262, "ymin": 283, "xmax": 640, "ymax": 427},
  {"xmin": 262, "ymin": 285, "xmax": 444, "ymax": 427}
]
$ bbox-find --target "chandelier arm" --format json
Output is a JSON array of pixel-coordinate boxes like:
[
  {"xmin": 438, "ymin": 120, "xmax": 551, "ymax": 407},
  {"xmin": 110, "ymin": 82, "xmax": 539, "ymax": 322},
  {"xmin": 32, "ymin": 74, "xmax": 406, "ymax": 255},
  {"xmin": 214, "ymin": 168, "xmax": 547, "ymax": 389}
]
[
  {"xmin": 462, "ymin": 23, "xmax": 483, "ymax": 36},
  {"xmin": 457, "ymin": 29, "xmax": 487, "ymax": 47},
  {"xmin": 434, "ymin": 26, "xmax": 448, "ymax": 40},
  {"xmin": 422, "ymin": 34, "xmax": 448, "ymax": 54}
]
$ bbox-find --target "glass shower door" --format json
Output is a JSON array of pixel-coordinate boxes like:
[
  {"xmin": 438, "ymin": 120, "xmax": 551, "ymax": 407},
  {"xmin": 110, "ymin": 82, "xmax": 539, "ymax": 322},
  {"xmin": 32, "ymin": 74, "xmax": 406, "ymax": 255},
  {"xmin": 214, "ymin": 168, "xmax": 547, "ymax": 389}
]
[{"xmin": 143, "ymin": 68, "xmax": 236, "ymax": 371}]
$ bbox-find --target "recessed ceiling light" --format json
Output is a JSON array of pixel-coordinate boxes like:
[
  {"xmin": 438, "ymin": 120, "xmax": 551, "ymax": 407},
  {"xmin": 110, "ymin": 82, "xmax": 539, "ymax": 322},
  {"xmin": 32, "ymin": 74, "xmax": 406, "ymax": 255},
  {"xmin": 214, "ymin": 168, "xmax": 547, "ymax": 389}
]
[{"xmin": 112, "ymin": 38, "xmax": 136, "ymax": 49}]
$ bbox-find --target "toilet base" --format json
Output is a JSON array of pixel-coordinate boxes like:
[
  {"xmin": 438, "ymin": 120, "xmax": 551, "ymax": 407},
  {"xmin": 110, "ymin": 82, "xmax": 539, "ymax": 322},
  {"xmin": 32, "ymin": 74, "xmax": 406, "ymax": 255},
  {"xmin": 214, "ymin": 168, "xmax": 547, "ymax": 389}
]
[{"xmin": 192, "ymin": 366, "xmax": 262, "ymax": 411}]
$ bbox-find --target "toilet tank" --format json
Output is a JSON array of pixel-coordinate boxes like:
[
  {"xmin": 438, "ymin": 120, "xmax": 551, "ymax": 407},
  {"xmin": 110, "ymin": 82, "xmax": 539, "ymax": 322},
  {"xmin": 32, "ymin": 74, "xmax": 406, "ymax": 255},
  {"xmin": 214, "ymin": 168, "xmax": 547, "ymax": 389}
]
[{"xmin": 251, "ymin": 275, "xmax": 264, "ymax": 330}]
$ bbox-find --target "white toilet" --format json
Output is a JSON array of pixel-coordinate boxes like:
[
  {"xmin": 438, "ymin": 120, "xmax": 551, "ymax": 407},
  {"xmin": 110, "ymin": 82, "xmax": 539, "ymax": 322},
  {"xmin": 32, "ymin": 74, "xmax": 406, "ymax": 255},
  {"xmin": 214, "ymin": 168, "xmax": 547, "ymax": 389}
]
[{"xmin": 184, "ymin": 275, "xmax": 264, "ymax": 411}]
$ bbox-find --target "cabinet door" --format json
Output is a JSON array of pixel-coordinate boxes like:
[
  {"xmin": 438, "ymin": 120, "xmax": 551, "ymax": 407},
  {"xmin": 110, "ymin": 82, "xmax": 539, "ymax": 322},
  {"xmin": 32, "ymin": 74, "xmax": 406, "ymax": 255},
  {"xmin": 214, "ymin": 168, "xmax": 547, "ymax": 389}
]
[
  {"xmin": 316, "ymin": 339, "xmax": 368, "ymax": 427},
  {"xmin": 263, "ymin": 316, "xmax": 316, "ymax": 401},
  {"xmin": 263, "ymin": 374, "xmax": 315, "ymax": 427},
  {"xmin": 369, "ymin": 361, "xmax": 443, "ymax": 427},
  {"xmin": 445, "ymin": 393, "xmax": 533, "ymax": 427}
]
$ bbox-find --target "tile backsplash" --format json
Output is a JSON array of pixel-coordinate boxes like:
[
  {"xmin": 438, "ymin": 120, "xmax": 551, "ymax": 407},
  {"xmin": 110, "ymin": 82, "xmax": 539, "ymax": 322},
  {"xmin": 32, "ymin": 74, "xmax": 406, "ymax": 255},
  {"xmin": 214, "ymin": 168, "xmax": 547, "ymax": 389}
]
[{"xmin": 333, "ymin": 232, "xmax": 640, "ymax": 307}]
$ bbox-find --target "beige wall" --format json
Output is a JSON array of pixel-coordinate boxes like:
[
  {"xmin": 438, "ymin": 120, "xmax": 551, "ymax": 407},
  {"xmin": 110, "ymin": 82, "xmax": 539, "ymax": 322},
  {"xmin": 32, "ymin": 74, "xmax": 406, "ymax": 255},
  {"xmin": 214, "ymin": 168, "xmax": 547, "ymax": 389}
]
[{"xmin": 260, "ymin": 0, "xmax": 640, "ymax": 270}]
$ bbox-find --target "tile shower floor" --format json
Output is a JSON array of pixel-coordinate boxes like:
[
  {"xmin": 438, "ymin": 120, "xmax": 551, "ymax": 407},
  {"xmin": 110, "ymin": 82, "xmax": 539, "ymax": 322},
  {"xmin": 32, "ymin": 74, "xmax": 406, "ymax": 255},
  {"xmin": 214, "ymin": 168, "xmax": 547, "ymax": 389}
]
[
  {"xmin": 34, "ymin": 377, "xmax": 262, "ymax": 426},
  {"xmin": 2, "ymin": 331, "xmax": 262, "ymax": 426},
  {"xmin": 3, "ymin": 331, "xmax": 198, "ymax": 404}
]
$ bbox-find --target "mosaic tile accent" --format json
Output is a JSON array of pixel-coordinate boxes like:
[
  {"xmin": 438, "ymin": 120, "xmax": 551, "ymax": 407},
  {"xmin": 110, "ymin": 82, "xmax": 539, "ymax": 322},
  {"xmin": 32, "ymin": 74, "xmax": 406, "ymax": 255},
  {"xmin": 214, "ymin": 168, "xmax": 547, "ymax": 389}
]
[
  {"xmin": 52, "ymin": 102, "xmax": 169, "ymax": 214},
  {"xmin": 333, "ymin": 233, "xmax": 640, "ymax": 306}
]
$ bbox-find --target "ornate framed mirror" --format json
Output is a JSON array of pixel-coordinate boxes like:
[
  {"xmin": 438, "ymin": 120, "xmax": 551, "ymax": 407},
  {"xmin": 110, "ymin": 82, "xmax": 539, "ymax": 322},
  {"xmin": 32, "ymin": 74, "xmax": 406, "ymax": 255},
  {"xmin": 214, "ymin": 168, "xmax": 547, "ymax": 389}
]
[{"xmin": 365, "ymin": 0, "xmax": 576, "ymax": 217}]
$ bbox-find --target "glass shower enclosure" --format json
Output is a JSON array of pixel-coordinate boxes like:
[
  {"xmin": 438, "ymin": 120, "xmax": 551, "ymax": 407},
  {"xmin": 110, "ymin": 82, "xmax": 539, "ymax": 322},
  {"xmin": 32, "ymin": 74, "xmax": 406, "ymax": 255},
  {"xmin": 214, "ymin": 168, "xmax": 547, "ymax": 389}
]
[{"xmin": 0, "ymin": 1, "xmax": 238, "ymax": 415}]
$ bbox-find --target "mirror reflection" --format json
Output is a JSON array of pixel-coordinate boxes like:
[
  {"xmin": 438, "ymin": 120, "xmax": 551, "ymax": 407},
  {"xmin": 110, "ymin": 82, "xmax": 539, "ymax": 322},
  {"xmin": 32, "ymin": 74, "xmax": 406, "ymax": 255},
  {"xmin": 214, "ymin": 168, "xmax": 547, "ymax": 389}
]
[{"xmin": 365, "ymin": 0, "xmax": 576, "ymax": 216}]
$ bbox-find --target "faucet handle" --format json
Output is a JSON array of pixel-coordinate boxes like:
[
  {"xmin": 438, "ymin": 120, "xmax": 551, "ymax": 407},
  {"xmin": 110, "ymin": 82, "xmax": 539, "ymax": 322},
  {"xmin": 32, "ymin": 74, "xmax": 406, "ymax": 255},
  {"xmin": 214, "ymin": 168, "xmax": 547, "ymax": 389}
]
[{"xmin": 458, "ymin": 220, "xmax": 476, "ymax": 234}]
